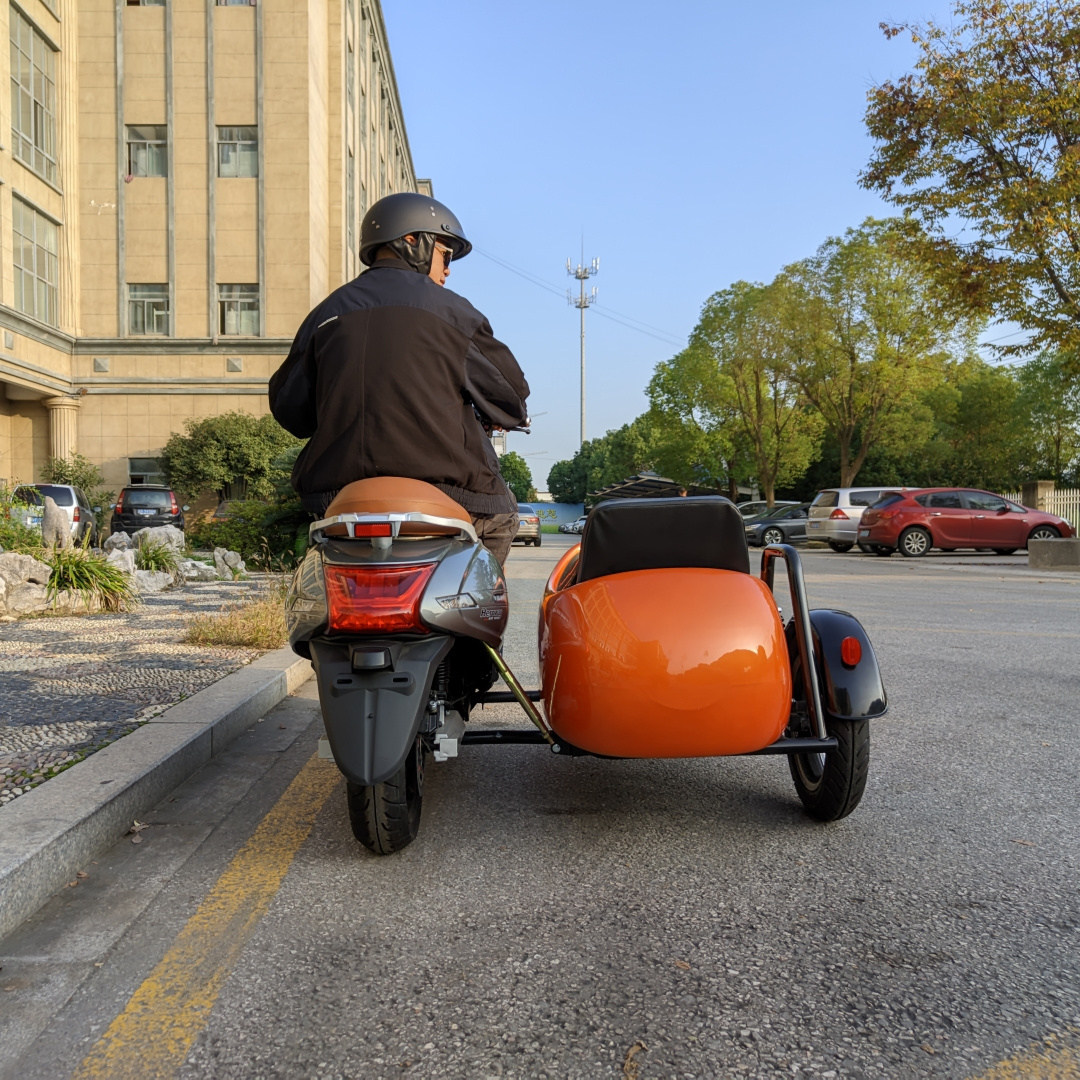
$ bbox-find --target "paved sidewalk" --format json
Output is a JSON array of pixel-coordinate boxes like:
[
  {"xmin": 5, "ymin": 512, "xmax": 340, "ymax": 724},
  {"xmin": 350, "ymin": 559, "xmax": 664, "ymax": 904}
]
[{"xmin": 0, "ymin": 578, "xmax": 276, "ymax": 807}]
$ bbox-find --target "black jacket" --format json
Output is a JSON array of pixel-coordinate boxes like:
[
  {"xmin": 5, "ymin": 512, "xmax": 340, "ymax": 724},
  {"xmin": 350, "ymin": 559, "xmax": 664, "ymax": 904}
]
[{"xmin": 269, "ymin": 257, "xmax": 529, "ymax": 515}]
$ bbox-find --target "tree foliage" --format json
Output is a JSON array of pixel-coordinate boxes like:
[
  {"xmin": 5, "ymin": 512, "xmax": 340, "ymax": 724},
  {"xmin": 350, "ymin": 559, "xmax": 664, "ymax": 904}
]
[
  {"xmin": 157, "ymin": 412, "xmax": 302, "ymax": 501},
  {"xmin": 499, "ymin": 451, "xmax": 536, "ymax": 502},
  {"xmin": 862, "ymin": 1, "xmax": 1080, "ymax": 358},
  {"xmin": 778, "ymin": 219, "xmax": 977, "ymax": 487},
  {"xmin": 546, "ymin": 418, "xmax": 658, "ymax": 502}
]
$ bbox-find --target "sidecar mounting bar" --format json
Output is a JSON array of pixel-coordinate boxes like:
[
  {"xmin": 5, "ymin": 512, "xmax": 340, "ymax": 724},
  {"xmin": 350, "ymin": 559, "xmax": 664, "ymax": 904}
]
[
  {"xmin": 479, "ymin": 690, "xmax": 543, "ymax": 703},
  {"xmin": 459, "ymin": 731, "xmax": 839, "ymax": 755},
  {"xmin": 482, "ymin": 643, "xmax": 556, "ymax": 745},
  {"xmin": 759, "ymin": 544, "xmax": 828, "ymax": 741},
  {"xmin": 751, "ymin": 736, "xmax": 837, "ymax": 755}
]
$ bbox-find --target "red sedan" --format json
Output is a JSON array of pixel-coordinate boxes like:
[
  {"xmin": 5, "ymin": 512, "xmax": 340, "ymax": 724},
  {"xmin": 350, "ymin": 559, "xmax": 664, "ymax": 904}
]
[{"xmin": 859, "ymin": 488, "xmax": 1073, "ymax": 557}]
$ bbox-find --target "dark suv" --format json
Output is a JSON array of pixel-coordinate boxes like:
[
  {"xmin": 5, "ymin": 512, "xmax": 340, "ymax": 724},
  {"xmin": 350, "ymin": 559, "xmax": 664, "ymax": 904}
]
[{"xmin": 110, "ymin": 485, "xmax": 188, "ymax": 536}]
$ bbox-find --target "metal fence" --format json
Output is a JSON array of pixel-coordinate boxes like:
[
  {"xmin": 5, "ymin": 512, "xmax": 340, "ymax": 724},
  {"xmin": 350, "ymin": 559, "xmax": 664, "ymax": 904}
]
[{"xmin": 1002, "ymin": 489, "xmax": 1080, "ymax": 525}]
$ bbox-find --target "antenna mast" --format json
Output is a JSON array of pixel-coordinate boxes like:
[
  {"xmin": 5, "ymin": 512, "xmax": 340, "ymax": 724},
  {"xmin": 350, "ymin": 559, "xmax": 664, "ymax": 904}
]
[{"xmin": 567, "ymin": 255, "xmax": 599, "ymax": 445}]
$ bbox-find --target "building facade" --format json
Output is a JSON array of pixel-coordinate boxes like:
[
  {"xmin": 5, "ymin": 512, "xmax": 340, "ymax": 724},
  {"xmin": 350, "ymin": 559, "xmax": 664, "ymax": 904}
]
[{"xmin": 0, "ymin": 0, "xmax": 424, "ymax": 490}]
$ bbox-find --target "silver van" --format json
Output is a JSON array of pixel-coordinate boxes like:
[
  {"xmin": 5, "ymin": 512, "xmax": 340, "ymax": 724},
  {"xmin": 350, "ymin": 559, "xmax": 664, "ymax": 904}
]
[{"xmin": 807, "ymin": 487, "xmax": 889, "ymax": 552}]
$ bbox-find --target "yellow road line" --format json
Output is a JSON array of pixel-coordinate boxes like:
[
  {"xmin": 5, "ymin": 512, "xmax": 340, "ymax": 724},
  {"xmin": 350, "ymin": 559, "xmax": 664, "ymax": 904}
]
[
  {"xmin": 71, "ymin": 755, "xmax": 341, "ymax": 1080},
  {"xmin": 973, "ymin": 1035, "xmax": 1079, "ymax": 1078}
]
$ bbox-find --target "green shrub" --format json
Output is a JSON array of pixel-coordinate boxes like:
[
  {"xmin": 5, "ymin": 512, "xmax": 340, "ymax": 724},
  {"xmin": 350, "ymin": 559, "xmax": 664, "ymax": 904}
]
[
  {"xmin": 187, "ymin": 499, "xmax": 308, "ymax": 569},
  {"xmin": 46, "ymin": 547, "xmax": 138, "ymax": 613},
  {"xmin": 135, "ymin": 539, "xmax": 179, "ymax": 574},
  {"xmin": 0, "ymin": 482, "xmax": 46, "ymax": 555}
]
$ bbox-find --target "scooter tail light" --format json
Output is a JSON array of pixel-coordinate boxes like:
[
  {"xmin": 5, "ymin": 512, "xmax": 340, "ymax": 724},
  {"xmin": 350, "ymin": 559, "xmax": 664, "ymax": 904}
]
[
  {"xmin": 324, "ymin": 563, "xmax": 436, "ymax": 634},
  {"xmin": 841, "ymin": 636, "xmax": 862, "ymax": 667},
  {"xmin": 829, "ymin": 509, "xmax": 850, "ymax": 520}
]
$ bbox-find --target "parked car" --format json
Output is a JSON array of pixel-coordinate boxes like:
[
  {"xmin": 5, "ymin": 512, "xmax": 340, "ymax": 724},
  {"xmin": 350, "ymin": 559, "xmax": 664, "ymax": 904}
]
[
  {"xmin": 859, "ymin": 488, "xmax": 1073, "ymax": 557},
  {"xmin": 110, "ymin": 485, "xmax": 188, "ymax": 536},
  {"xmin": 743, "ymin": 502, "xmax": 811, "ymax": 546},
  {"xmin": 12, "ymin": 484, "xmax": 99, "ymax": 546},
  {"xmin": 513, "ymin": 503, "xmax": 541, "ymax": 546},
  {"xmin": 559, "ymin": 515, "xmax": 588, "ymax": 534},
  {"xmin": 737, "ymin": 499, "xmax": 798, "ymax": 519},
  {"xmin": 807, "ymin": 487, "xmax": 892, "ymax": 552}
]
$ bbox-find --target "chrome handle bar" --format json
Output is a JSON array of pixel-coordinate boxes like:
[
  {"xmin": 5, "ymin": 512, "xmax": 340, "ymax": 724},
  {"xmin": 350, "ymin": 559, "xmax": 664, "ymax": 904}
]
[{"xmin": 760, "ymin": 544, "xmax": 827, "ymax": 740}]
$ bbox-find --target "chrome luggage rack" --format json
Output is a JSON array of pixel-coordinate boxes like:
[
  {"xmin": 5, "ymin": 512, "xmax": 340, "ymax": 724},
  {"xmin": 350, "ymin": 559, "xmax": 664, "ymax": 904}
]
[{"xmin": 309, "ymin": 512, "xmax": 478, "ymax": 544}]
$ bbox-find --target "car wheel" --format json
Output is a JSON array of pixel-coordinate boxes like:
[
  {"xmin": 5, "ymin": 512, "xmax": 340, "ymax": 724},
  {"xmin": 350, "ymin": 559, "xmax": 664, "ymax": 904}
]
[
  {"xmin": 898, "ymin": 526, "xmax": 931, "ymax": 557},
  {"xmin": 872, "ymin": 545, "xmax": 894, "ymax": 557},
  {"xmin": 993, "ymin": 548, "xmax": 1017, "ymax": 555},
  {"xmin": 763, "ymin": 528, "xmax": 785, "ymax": 546},
  {"xmin": 346, "ymin": 735, "xmax": 424, "ymax": 855},
  {"xmin": 534, "ymin": 536, "xmax": 542, "ymax": 547},
  {"xmin": 827, "ymin": 541, "xmax": 854, "ymax": 553},
  {"xmin": 788, "ymin": 658, "xmax": 869, "ymax": 821},
  {"xmin": 1027, "ymin": 525, "xmax": 1060, "ymax": 545}
]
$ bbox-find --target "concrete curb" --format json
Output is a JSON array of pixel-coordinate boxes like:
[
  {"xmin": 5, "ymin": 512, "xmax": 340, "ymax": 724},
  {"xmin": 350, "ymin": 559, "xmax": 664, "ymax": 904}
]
[{"xmin": 0, "ymin": 647, "xmax": 313, "ymax": 942}]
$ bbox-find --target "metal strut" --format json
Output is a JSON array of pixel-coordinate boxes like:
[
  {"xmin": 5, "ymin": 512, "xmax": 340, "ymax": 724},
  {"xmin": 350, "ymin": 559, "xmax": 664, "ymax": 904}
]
[{"xmin": 482, "ymin": 643, "xmax": 555, "ymax": 745}]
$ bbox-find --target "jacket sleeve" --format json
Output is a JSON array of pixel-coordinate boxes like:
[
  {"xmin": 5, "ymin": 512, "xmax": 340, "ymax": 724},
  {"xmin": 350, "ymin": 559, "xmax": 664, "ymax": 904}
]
[
  {"xmin": 269, "ymin": 320, "xmax": 320, "ymax": 438},
  {"xmin": 463, "ymin": 318, "xmax": 530, "ymax": 430}
]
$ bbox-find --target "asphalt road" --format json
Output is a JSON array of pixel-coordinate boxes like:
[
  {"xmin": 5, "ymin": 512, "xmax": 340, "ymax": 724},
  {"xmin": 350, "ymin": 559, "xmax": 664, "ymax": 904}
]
[{"xmin": 2, "ymin": 536, "xmax": 1079, "ymax": 1079}]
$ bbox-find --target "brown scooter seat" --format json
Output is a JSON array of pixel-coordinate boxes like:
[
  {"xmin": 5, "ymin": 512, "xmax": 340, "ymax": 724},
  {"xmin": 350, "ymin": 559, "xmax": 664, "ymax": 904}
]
[{"xmin": 323, "ymin": 478, "xmax": 471, "ymax": 536}]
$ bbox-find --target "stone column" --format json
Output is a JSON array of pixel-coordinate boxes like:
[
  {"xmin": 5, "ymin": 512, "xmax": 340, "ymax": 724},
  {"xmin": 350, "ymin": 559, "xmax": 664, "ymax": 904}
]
[
  {"xmin": 1021, "ymin": 480, "xmax": 1056, "ymax": 512},
  {"xmin": 44, "ymin": 395, "xmax": 82, "ymax": 462}
]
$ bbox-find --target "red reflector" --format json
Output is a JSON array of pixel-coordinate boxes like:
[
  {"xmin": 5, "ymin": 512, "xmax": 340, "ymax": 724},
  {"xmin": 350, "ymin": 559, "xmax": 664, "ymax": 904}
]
[
  {"xmin": 324, "ymin": 563, "xmax": 435, "ymax": 634},
  {"xmin": 841, "ymin": 636, "xmax": 862, "ymax": 667},
  {"xmin": 829, "ymin": 509, "xmax": 850, "ymax": 520},
  {"xmin": 351, "ymin": 523, "xmax": 393, "ymax": 537}
]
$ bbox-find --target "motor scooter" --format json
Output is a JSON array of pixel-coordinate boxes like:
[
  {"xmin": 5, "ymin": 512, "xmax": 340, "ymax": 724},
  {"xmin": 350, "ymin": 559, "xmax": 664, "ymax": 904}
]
[{"xmin": 287, "ymin": 480, "xmax": 887, "ymax": 854}]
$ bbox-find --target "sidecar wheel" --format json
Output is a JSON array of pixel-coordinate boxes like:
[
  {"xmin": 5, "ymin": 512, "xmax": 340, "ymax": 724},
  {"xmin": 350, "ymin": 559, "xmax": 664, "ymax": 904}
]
[{"xmin": 346, "ymin": 735, "xmax": 424, "ymax": 854}]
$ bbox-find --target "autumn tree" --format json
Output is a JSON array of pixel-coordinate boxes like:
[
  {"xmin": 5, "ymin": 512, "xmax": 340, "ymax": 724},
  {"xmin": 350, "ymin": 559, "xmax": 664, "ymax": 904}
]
[
  {"xmin": 777, "ymin": 219, "xmax": 976, "ymax": 487},
  {"xmin": 862, "ymin": 1, "xmax": 1080, "ymax": 359}
]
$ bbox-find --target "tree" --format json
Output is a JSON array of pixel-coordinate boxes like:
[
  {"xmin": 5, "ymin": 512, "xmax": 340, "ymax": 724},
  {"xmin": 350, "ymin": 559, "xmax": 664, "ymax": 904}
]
[
  {"xmin": 777, "ymin": 219, "xmax": 975, "ymax": 487},
  {"xmin": 862, "ymin": 2, "xmax": 1080, "ymax": 359},
  {"xmin": 546, "ymin": 418, "xmax": 658, "ymax": 502},
  {"xmin": 158, "ymin": 412, "xmax": 303, "ymax": 501},
  {"xmin": 688, "ymin": 282, "xmax": 823, "ymax": 505},
  {"xmin": 1015, "ymin": 352, "xmax": 1080, "ymax": 482},
  {"xmin": 499, "ymin": 451, "xmax": 536, "ymax": 502}
]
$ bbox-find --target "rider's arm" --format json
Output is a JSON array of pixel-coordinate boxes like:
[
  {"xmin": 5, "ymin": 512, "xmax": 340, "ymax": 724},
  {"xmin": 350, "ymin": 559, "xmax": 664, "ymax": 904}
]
[
  {"xmin": 463, "ymin": 319, "xmax": 530, "ymax": 431},
  {"xmin": 268, "ymin": 329, "xmax": 319, "ymax": 438}
]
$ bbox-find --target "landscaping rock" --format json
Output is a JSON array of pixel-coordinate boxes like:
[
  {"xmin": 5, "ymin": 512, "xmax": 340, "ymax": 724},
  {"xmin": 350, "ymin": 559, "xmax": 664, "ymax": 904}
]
[
  {"xmin": 5, "ymin": 582, "xmax": 50, "ymax": 616},
  {"xmin": 223, "ymin": 550, "xmax": 245, "ymax": 570},
  {"xmin": 132, "ymin": 524, "xmax": 186, "ymax": 553},
  {"xmin": 104, "ymin": 532, "xmax": 133, "ymax": 552},
  {"xmin": 106, "ymin": 548, "xmax": 137, "ymax": 575},
  {"xmin": 41, "ymin": 496, "xmax": 70, "ymax": 550},
  {"xmin": 179, "ymin": 559, "xmax": 219, "ymax": 583},
  {"xmin": 213, "ymin": 547, "xmax": 246, "ymax": 578},
  {"xmin": 0, "ymin": 552, "xmax": 53, "ymax": 589},
  {"xmin": 134, "ymin": 570, "xmax": 173, "ymax": 594}
]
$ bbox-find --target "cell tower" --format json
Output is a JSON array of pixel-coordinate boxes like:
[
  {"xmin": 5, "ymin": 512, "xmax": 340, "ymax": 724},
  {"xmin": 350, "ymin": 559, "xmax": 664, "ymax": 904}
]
[{"xmin": 567, "ymin": 255, "xmax": 599, "ymax": 446}]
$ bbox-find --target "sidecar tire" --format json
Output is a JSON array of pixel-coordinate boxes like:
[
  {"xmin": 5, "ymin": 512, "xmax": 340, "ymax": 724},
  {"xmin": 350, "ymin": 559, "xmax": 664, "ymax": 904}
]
[
  {"xmin": 789, "ymin": 715, "xmax": 869, "ymax": 821},
  {"xmin": 347, "ymin": 736, "xmax": 424, "ymax": 854}
]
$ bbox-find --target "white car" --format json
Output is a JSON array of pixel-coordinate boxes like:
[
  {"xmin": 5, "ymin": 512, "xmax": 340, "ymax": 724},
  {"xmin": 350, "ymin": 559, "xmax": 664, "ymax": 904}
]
[
  {"xmin": 807, "ymin": 487, "xmax": 891, "ymax": 552},
  {"xmin": 12, "ymin": 484, "xmax": 99, "ymax": 546},
  {"xmin": 559, "ymin": 515, "xmax": 588, "ymax": 534}
]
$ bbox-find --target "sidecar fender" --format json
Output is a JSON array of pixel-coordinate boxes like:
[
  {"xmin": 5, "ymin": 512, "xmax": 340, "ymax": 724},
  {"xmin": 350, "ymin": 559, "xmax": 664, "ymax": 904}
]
[{"xmin": 804, "ymin": 609, "xmax": 888, "ymax": 720}]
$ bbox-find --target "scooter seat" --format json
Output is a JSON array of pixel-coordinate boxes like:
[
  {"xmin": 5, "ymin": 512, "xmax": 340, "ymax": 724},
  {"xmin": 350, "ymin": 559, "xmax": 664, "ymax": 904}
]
[
  {"xmin": 576, "ymin": 495, "xmax": 749, "ymax": 582},
  {"xmin": 324, "ymin": 477, "xmax": 471, "ymax": 534}
]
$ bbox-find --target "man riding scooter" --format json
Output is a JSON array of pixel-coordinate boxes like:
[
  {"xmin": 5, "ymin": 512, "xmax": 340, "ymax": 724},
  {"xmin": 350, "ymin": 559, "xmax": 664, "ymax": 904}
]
[{"xmin": 268, "ymin": 193, "xmax": 530, "ymax": 566}]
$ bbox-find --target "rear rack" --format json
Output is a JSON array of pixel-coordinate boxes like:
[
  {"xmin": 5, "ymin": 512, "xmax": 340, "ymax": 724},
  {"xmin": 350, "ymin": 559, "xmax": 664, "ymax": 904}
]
[{"xmin": 309, "ymin": 512, "xmax": 478, "ymax": 544}]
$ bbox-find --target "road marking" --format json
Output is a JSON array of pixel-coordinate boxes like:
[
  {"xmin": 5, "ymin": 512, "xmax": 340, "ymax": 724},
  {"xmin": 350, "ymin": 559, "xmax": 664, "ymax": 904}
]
[
  {"xmin": 974, "ymin": 1035, "xmax": 1079, "ymax": 1078},
  {"xmin": 71, "ymin": 755, "xmax": 341, "ymax": 1080}
]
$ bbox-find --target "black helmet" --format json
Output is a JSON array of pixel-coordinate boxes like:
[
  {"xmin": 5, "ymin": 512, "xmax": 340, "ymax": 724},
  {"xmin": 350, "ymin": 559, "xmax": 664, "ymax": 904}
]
[{"xmin": 359, "ymin": 192, "xmax": 472, "ymax": 267}]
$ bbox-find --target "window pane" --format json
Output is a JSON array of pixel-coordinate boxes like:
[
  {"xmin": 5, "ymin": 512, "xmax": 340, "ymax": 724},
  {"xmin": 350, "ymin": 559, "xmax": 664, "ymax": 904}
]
[{"xmin": 236, "ymin": 143, "xmax": 257, "ymax": 177}]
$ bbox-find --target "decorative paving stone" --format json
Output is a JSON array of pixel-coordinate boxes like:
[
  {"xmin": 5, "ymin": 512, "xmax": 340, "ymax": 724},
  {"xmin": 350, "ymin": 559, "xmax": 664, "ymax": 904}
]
[{"xmin": 0, "ymin": 576, "xmax": 281, "ymax": 808}]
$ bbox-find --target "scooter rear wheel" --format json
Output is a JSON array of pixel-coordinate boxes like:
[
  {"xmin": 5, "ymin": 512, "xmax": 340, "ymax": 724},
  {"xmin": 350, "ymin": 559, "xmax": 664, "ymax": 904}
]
[{"xmin": 346, "ymin": 735, "xmax": 424, "ymax": 854}]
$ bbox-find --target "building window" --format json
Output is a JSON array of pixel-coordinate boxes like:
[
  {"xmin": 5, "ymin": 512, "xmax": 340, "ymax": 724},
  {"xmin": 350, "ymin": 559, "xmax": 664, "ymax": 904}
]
[
  {"xmin": 216, "ymin": 0, "xmax": 256, "ymax": 6},
  {"xmin": 12, "ymin": 197, "xmax": 58, "ymax": 327},
  {"xmin": 10, "ymin": 7, "xmax": 58, "ymax": 185},
  {"xmin": 218, "ymin": 284, "xmax": 259, "ymax": 335},
  {"xmin": 127, "ymin": 0, "xmax": 166, "ymax": 6},
  {"xmin": 217, "ymin": 126, "xmax": 258, "ymax": 177},
  {"xmin": 128, "ymin": 284, "xmax": 169, "ymax": 335},
  {"xmin": 128, "ymin": 458, "xmax": 165, "ymax": 485},
  {"xmin": 127, "ymin": 125, "xmax": 167, "ymax": 177}
]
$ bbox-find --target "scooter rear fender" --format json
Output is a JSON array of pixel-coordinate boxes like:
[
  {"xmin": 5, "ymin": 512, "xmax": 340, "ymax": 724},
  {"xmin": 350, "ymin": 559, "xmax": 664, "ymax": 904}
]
[{"xmin": 310, "ymin": 636, "xmax": 453, "ymax": 786}]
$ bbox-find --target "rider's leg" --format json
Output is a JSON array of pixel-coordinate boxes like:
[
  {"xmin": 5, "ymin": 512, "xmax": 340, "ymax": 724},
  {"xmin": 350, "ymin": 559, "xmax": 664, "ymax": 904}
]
[{"xmin": 471, "ymin": 511, "xmax": 519, "ymax": 568}]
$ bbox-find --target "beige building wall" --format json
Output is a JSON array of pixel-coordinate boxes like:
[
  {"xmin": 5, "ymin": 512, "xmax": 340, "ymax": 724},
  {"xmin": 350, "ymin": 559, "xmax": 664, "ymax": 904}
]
[{"xmin": 0, "ymin": 0, "xmax": 424, "ymax": 493}]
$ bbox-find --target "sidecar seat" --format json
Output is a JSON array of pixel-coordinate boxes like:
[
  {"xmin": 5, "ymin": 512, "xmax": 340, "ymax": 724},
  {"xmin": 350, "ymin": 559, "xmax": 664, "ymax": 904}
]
[
  {"xmin": 576, "ymin": 495, "xmax": 749, "ymax": 582},
  {"xmin": 540, "ymin": 495, "xmax": 790, "ymax": 758}
]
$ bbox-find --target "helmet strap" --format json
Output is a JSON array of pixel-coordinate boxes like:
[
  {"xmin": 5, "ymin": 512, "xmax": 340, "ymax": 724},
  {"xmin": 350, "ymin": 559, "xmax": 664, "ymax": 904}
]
[{"xmin": 383, "ymin": 233, "xmax": 438, "ymax": 274}]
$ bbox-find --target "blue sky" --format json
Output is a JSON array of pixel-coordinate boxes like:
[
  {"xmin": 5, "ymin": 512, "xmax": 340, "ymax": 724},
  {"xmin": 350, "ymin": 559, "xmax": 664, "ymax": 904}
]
[{"xmin": 383, "ymin": 1, "xmax": 946, "ymax": 487}]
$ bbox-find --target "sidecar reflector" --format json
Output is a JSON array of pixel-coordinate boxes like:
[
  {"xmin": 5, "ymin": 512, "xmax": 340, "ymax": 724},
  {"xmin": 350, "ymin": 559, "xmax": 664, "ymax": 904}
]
[
  {"xmin": 324, "ymin": 563, "xmax": 436, "ymax": 633},
  {"xmin": 841, "ymin": 636, "xmax": 862, "ymax": 667}
]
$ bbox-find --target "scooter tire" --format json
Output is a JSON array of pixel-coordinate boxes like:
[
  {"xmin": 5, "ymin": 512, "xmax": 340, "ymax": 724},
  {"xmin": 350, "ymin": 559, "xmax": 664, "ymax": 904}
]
[{"xmin": 346, "ymin": 736, "xmax": 424, "ymax": 854}]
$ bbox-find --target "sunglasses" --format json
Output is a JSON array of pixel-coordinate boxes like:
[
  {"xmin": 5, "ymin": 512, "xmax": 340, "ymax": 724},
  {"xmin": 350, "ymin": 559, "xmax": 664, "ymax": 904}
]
[{"xmin": 434, "ymin": 241, "xmax": 454, "ymax": 269}]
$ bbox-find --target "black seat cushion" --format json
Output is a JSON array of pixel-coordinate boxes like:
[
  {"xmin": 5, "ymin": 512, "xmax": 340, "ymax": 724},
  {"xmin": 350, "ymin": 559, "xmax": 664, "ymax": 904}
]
[{"xmin": 576, "ymin": 496, "xmax": 750, "ymax": 583}]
